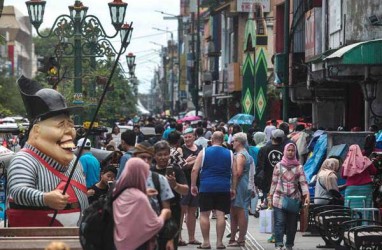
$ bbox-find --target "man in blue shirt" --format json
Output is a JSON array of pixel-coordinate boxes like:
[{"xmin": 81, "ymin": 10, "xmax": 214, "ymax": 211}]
[
  {"xmin": 78, "ymin": 138, "xmax": 100, "ymax": 188},
  {"xmin": 116, "ymin": 129, "xmax": 136, "ymax": 179}
]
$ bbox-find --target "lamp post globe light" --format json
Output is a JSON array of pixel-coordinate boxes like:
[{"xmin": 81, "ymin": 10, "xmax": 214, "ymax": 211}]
[
  {"xmin": 126, "ymin": 52, "xmax": 138, "ymax": 96},
  {"xmin": 126, "ymin": 52, "xmax": 136, "ymax": 76},
  {"xmin": 25, "ymin": 0, "xmax": 133, "ymax": 124}
]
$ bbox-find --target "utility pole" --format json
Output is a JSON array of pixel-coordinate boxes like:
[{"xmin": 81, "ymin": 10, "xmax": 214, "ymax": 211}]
[
  {"xmin": 195, "ymin": 0, "xmax": 200, "ymax": 117},
  {"xmin": 283, "ymin": 0, "xmax": 290, "ymax": 122},
  {"xmin": 157, "ymin": 11, "xmax": 183, "ymax": 114}
]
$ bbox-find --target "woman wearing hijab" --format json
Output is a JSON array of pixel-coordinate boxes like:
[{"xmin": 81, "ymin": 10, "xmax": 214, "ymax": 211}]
[
  {"xmin": 113, "ymin": 158, "xmax": 172, "ymax": 250},
  {"xmin": 248, "ymin": 132, "xmax": 267, "ymax": 215},
  {"xmin": 341, "ymin": 144, "xmax": 377, "ymax": 210},
  {"xmin": 268, "ymin": 143, "xmax": 310, "ymax": 250},
  {"xmin": 249, "ymin": 132, "xmax": 267, "ymax": 164},
  {"xmin": 314, "ymin": 158, "xmax": 341, "ymax": 205}
]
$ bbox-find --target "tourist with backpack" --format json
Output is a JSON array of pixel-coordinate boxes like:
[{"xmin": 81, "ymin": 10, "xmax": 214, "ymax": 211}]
[{"xmin": 113, "ymin": 158, "xmax": 172, "ymax": 250}]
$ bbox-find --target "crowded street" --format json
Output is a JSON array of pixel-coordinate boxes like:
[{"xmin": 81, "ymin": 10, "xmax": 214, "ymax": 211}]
[{"xmin": 1, "ymin": 0, "xmax": 382, "ymax": 250}]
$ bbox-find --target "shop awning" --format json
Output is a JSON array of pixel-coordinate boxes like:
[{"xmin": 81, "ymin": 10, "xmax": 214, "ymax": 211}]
[{"xmin": 324, "ymin": 39, "xmax": 382, "ymax": 65}]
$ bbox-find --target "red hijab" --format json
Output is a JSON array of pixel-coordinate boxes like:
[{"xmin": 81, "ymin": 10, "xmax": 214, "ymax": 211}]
[
  {"xmin": 113, "ymin": 158, "xmax": 164, "ymax": 250},
  {"xmin": 280, "ymin": 143, "xmax": 300, "ymax": 167},
  {"xmin": 342, "ymin": 144, "xmax": 373, "ymax": 177}
]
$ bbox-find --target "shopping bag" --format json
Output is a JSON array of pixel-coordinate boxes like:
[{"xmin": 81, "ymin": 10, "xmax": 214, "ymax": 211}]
[
  {"xmin": 299, "ymin": 205, "xmax": 309, "ymax": 232},
  {"xmin": 259, "ymin": 209, "xmax": 273, "ymax": 233}
]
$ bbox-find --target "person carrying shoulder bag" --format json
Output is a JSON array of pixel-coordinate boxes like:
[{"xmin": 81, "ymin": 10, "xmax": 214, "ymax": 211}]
[{"xmin": 268, "ymin": 143, "xmax": 309, "ymax": 250}]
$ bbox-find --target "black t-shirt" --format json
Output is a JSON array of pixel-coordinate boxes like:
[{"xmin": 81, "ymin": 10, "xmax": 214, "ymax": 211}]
[
  {"xmin": 151, "ymin": 164, "xmax": 187, "ymax": 208},
  {"xmin": 181, "ymin": 144, "xmax": 202, "ymax": 185},
  {"xmin": 88, "ymin": 184, "xmax": 109, "ymax": 204}
]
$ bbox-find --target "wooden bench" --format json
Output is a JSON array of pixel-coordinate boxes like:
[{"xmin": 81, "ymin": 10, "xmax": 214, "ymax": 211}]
[{"xmin": 0, "ymin": 227, "xmax": 81, "ymax": 250}]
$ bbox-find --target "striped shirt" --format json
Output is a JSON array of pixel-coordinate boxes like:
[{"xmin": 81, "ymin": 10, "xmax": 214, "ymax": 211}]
[
  {"xmin": 269, "ymin": 163, "xmax": 309, "ymax": 209},
  {"xmin": 170, "ymin": 147, "xmax": 186, "ymax": 169},
  {"xmin": 7, "ymin": 143, "xmax": 89, "ymax": 213}
]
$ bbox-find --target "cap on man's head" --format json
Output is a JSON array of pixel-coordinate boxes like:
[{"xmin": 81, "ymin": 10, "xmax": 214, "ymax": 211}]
[
  {"xmin": 77, "ymin": 138, "xmax": 92, "ymax": 148},
  {"xmin": 133, "ymin": 141, "xmax": 155, "ymax": 156},
  {"xmin": 183, "ymin": 127, "xmax": 194, "ymax": 135},
  {"xmin": 271, "ymin": 129, "xmax": 285, "ymax": 139}
]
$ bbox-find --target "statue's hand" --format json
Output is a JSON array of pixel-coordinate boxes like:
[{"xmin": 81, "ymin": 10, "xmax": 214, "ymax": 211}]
[{"xmin": 44, "ymin": 189, "xmax": 69, "ymax": 210}]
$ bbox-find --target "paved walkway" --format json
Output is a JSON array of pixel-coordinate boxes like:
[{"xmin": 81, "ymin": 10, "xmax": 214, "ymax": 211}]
[{"xmin": 178, "ymin": 214, "xmax": 332, "ymax": 250}]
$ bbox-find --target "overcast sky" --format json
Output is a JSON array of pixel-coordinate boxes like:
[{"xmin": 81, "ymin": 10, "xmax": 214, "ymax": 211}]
[{"xmin": 5, "ymin": 0, "xmax": 180, "ymax": 94}]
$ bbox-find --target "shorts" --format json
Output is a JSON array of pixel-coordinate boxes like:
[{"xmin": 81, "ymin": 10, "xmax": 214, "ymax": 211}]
[
  {"xmin": 199, "ymin": 192, "xmax": 231, "ymax": 214},
  {"xmin": 180, "ymin": 190, "xmax": 199, "ymax": 207}
]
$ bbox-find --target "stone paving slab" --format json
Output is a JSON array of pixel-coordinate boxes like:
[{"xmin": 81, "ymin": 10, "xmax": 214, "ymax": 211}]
[{"xmin": 178, "ymin": 214, "xmax": 332, "ymax": 250}]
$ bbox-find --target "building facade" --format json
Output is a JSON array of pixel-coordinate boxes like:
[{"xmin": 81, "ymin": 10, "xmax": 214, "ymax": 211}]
[{"xmin": 0, "ymin": 6, "xmax": 36, "ymax": 79}]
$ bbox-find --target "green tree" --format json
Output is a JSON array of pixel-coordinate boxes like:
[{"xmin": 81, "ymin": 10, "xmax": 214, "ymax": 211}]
[
  {"xmin": 0, "ymin": 76, "xmax": 26, "ymax": 117},
  {"xmin": 33, "ymin": 32, "xmax": 136, "ymax": 125}
]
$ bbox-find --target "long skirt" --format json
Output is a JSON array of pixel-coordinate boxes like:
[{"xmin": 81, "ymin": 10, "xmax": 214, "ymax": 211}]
[{"xmin": 345, "ymin": 184, "xmax": 373, "ymax": 219}]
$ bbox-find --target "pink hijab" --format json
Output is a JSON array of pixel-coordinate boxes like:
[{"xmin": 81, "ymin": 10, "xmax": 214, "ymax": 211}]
[
  {"xmin": 342, "ymin": 144, "xmax": 373, "ymax": 178},
  {"xmin": 113, "ymin": 158, "xmax": 164, "ymax": 250},
  {"xmin": 280, "ymin": 143, "xmax": 300, "ymax": 167}
]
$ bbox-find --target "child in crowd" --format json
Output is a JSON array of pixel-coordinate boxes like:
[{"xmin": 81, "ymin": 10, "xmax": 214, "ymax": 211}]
[{"xmin": 87, "ymin": 165, "xmax": 117, "ymax": 204}]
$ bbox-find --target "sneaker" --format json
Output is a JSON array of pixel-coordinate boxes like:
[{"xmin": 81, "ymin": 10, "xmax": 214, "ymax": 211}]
[
  {"xmin": 275, "ymin": 247, "xmax": 283, "ymax": 250},
  {"xmin": 285, "ymin": 247, "xmax": 293, "ymax": 250},
  {"xmin": 267, "ymin": 235, "xmax": 275, "ymax": 243}
]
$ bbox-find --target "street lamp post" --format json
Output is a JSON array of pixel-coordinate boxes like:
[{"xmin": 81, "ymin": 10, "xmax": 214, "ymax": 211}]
[
  {"xmin": 25, "ymin": 0, "xmax": 133, "ymax": 124},
  {"xmin": 126, "ymin": 52, "xmax": 138, "ymax": 96},
  {"xmin": 153, "ymin": 27, "xmax": 175, "ymax": 116}
]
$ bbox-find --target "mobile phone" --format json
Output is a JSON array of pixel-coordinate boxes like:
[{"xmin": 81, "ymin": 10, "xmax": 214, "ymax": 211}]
[{"xmin": 166, "ymin": 167, "xmax": 175, "ymax": 176}]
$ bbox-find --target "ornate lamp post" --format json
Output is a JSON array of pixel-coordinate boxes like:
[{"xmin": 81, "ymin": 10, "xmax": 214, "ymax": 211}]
[
  {"xmin": 25, "ymin": 0, "xmax": 133, "ymax": 124},
  {"xmin": 126, "ymin": 52, "xmax": 138, "ymax": 96}
]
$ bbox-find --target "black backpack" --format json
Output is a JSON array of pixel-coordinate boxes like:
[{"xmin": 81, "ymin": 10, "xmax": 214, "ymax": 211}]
[{"xmin": 79, "ymin": 183, "xmax": 124, "ymax": 250}]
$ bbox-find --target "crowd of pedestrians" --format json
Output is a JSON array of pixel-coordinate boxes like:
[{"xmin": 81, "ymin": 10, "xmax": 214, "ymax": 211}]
[{"xmin": 76, "ymin": 116, "xmax": 382, "ymax": 250}]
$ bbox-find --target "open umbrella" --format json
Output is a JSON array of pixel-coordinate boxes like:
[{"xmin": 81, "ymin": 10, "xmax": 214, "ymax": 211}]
[
  {"xmin": 228, "ymin": 113, "xmax": 255, "ymax": 125},
  {"xmin": 180, "ymin": 115, "xmax": 202, "ymax": 122}
]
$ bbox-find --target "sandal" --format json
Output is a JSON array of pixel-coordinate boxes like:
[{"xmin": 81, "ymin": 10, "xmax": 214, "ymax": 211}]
[
  {"xmin": 197, "ymin": 246, "xmax": 211, "ymax": 249},
  {"xmin": 188, "ymin": 240, "xmax": 202, "ymax": 245},
  {"xmin": 227, "ymin": 241, "xmax": 245, "ymax": 247},
  {"xmin": 178, "ymin": 240, "xmax": 187, "ymax": 246}
]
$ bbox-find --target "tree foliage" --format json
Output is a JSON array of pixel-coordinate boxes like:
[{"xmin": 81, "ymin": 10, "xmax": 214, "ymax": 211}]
[
  {"xmin": 0, "ymin": 76, "xmax": 26, "ymax": 117},
  {"xmin": 32, "ymin": 31, "xmax": 136, "ymax": 125}
]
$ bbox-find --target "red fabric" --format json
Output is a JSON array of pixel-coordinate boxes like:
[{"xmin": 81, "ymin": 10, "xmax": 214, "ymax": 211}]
[
  {"xmin": 7, "ymin": 207, "xmax": 80, "ymax": 227},
  {"xmin": 342, "ymin": 164, "xmax": 378, "ymax": 186}
]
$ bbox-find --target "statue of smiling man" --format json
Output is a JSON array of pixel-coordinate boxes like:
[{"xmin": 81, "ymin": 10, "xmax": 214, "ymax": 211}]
[{"xmin": 6, "ymin": 76, "xmax": 89, "ymax": 227}]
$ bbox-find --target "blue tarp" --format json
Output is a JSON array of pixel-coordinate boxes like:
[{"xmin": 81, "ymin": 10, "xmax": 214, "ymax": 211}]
[
  {"xmin": 304, "ymin": 134, "xmax": 327, "ymax": 183},
  {"xmin": 376, "ymin": 131, "xmax": 382, "ymax": 150}
]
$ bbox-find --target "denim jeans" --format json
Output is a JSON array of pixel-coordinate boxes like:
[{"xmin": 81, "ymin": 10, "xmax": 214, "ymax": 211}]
[{"xmin": 273, "ymin": 207, "xmax": 298, "ymax": 248}]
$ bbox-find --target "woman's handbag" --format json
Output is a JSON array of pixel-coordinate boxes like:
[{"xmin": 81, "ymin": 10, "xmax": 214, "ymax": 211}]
[
  {"xmin": 282, "ymin": 196, "xmax": 301, "ymax": 213},
  {"xmin": 279, "ymin": 164, "xmax": 301, "ymax": 214}
]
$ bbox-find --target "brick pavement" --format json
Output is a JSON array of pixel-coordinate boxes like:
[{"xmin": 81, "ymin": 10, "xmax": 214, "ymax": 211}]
[{"xmin": 177, "ymin": 214, "xmax": 332, "ymax": 250}]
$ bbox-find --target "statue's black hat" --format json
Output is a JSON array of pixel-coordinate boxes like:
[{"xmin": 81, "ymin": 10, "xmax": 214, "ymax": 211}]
[{"xmin": 18, "ymin": 75, "xmax": 82, "ymax": 121}]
